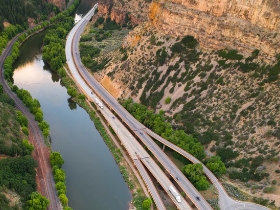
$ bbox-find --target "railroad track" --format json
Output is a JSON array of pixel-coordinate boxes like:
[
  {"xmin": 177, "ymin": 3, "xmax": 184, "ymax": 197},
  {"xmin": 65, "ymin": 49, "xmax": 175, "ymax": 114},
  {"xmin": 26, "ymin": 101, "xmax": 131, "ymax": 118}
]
[{"xmin": 0, "ymin": 34, "xmax": 61, "ymax": 210}]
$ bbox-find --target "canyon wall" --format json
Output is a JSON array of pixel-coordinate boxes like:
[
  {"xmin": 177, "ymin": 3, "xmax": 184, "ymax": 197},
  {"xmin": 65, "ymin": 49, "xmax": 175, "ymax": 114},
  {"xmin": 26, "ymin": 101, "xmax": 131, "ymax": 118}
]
[
  {"xmin": 150, "ymin": 0, "xmax": 280, "ymax": 58},
  {"xmin": 98, "ymin": 0, "xmax": 148, "ymax": 26}
]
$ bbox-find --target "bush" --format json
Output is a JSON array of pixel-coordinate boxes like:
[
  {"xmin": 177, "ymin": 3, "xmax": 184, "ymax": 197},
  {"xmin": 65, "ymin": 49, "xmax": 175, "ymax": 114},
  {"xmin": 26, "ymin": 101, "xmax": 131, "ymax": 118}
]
[
  {"xmin": 165, "ymin": 97, "xmax": 171, "ymax": 104},
  {"xmin": 218, "ymin": 49, "xmax": 243, "ymax": 60},
  {"xmin": 180, "ymin": 35, "xmax": 198, "ymax": 49}
]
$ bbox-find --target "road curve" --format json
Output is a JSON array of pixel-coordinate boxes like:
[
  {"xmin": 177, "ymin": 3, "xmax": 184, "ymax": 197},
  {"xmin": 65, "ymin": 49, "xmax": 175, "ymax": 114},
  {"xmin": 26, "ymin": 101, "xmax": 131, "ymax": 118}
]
[
  {"xmin": 66, "ymin": 4, "xmax": 271, "ymax": 210},
  {"xmin": 66, "ymin": 5, "xmax": 212, "ymax": 210},
  {"xmin": 0, "ymin": 35, "xmax": 61, "ymax": 209},
  {"xmin": 145, "ymin": 130, "xmax": 270, "ymax": 210}
]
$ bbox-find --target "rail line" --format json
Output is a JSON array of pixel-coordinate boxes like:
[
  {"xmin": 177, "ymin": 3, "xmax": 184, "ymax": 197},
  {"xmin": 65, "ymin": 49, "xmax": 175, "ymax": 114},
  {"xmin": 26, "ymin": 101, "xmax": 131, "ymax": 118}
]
[{"xmin": 0, "ymin": 33, "xmax": 61, "ymax": 210}]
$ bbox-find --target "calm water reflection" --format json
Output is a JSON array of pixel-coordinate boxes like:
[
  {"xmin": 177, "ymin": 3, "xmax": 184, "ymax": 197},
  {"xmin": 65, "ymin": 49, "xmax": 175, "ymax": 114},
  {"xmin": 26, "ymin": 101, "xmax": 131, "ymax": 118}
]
[{"xmin": 12, "ymin": 4, "xmax": 131, "ymax": 209}]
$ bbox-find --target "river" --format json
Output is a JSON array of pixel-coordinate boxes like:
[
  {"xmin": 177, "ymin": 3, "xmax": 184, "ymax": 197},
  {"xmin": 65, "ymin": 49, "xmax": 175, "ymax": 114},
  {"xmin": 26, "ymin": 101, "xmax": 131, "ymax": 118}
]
[{"xmin": 12, "ymin": 2, "xmax": 132, "ymax": 209}]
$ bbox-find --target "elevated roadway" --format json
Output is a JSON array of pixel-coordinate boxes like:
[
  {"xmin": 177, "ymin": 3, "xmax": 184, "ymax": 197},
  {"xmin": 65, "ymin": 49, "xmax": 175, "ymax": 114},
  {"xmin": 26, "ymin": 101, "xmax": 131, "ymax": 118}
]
[
  {"xmin": 66, "ymin": 4, "xmax": 212, "ymax": 210},
  {"xmin": 66, "ymin": 5, "xmax": 269, "ymax": 210},
  {"xmin": 66, "ymin": 7, "xmax": 193, "ymax": 209}
]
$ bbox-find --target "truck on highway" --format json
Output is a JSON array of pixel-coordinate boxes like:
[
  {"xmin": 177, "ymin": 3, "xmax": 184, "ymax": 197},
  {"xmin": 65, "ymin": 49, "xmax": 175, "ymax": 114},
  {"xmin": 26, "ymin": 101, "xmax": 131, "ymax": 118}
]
[
  {"xmin": 95, "ymin": 97, "xmax": 103, "ymax": 109},
  {"xmin": 169, "ymin": 185, "xmax": 181, "ymax": 203}
]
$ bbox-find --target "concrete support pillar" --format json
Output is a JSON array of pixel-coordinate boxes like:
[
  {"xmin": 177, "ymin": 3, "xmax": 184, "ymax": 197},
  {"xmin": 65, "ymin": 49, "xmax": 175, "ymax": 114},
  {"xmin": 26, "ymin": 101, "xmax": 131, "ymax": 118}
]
[{"xmin": 162, "ymin": 144, "xmax": 165, "ymax": 151}]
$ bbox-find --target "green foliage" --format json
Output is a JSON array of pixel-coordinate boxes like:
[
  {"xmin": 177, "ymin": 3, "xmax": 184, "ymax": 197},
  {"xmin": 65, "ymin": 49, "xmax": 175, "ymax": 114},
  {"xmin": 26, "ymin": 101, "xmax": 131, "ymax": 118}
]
[
  {"xmin": 22, "ymin": 126, "xmax": 29, "ymax": 136},
  {"xmin": 16, "ymin": 110, "xmax": 28, "ymax": 127},
  {"xmin": 79, "ymin": 43, "xmax": 100, "ymax": 58},
  {"xmin": 218, "ymin": 49, "xmax": 243, "ymax": 60},
  {"xmin": 22, "ymin": 139, "xmax": 34, "ymax": 155},
  {"xmin": 150, "ymin": 34, "xmax": 156, "ymax": 45},
  {"xmin": 50, "ymin": 152, "xmax": 64, "ymax": 168},
  {"xmin": 156, "ymin": 47, "xmax": 167, "ymax": 65},
  {"xmin": 103, "ymin": 18, "xmax": 121, "ymax": 30},
  {"xmin": 142, "ymin": 198, "xmax": 152, "ymax": 209},
  {"xmin": 121, "ymin": 53, "xmax": 128, "ymax": 61},
  {"xmin": 122, "ymin": 99, "xmax": 206, "ymax": 160},
  {"xmin": 38, "ymin": 121, "xmax": 50, "ymax": 138},
  {"xmin": 59, "ymin": 194, "xmax": 68, "ymax": 206},
  {"xmin": 182, "ymin": 163, "xmax": 210, "ymax": 190},
  {"xmin": 165, "ymin": 97, "xmax": 171, "ymax": 104},
  {"xmin": 96, "ymin": 17, "xmax": 105, "ymax": 25},
  {"xmin": 26, "ymin": 192, "xmax": 50, "ymax": 210},
  {"xmin": 67, "ymin": 87, "xmax": 77, "ymax": 97},
  {"xmin": 205, "ymin": 156, "xmax": 226, "ymax": 178},
  {"xmin": 216, "ymin": 147, "xmax": 239, "ymax": 162},
  {"xmin": 0, "ymin": 156, "xmax": 37, "ymax": 201},
  {"xmin": 54, "ymin": 168, "xmax": 66, "ymax": 183},
  {"xmin": 180, "ymin": 35, "xmax": 198, "ymax": 49}
]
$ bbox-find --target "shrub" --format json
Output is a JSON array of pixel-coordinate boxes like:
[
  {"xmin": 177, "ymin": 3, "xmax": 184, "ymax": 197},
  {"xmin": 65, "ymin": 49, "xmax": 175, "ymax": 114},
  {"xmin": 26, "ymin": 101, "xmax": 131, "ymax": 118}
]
[{"xmin": 165, "ymin": 97, "xmax": 171, "ymax": 104}]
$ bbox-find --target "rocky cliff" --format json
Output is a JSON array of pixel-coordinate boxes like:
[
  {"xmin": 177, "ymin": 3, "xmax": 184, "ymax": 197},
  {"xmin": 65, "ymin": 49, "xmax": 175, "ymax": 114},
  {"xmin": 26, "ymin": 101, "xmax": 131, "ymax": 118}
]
[
  {"xmin": 150, "ymin": 0, "xmax": 280, "ymax": 59},
  {"xmin": 98, "ymin": 0, "xmax": 149, "ymax": 26}
]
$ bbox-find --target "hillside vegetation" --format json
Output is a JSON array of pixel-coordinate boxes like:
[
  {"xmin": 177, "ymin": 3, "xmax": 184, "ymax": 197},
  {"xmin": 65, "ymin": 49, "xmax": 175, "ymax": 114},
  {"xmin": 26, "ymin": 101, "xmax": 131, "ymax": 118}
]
[{"xmin": 0, "ymin": 0, "xmax": 60, "ymax": 32}]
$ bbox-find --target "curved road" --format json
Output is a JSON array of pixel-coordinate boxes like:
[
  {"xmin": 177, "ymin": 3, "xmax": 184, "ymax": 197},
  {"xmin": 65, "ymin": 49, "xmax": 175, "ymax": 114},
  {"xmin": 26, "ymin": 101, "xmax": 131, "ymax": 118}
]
[
  {"xmin": 0, "ymin": 37, "xmax": 61, "ymax": 209},
  {"xmin": 66, "ymin": 6, "xmax": 211, "ymax": 210},
  {"xmin": 66, "ymin": 5, "xmax": 270, "ymax": 210}
]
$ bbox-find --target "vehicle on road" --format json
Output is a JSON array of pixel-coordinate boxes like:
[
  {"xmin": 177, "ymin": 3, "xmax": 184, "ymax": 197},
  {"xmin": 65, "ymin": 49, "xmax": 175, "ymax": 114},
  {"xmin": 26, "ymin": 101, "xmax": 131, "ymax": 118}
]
[
  {"xmin": 95, "ymin": 97, "xmax": 103, "ymax": 109},
  {"xmin": 169, "ymin": 185, "xmax": 181, "ymax": 203}
]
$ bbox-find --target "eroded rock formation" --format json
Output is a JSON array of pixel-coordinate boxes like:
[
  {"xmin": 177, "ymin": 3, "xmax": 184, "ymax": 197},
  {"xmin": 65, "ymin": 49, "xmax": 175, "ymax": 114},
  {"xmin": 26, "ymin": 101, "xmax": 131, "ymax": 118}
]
[{"xmin": 150, "ymin": 0, "xmax": 280, "ymax": 58}]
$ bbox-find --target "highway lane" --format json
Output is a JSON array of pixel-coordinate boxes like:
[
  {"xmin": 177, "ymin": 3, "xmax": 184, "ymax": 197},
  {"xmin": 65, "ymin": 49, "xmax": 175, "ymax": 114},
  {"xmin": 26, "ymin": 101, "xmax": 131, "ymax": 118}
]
[
  {"xmin": 0, "ymin": 35, "xmax": 61, "ymax": 210},
  {"xmin": 145, "ymin": 128, "xmax": 270, "ymax": 210},
  {"xmin": 66, "ymin": 6, "xmax": 212, "ymax": 210},
  {"xmin": 66, "ymin": 5, "xmax": 269, "ymax": 210},
  {"xmin": 66, "ymin": 7, "xmax": 192, "ymax": 209}
]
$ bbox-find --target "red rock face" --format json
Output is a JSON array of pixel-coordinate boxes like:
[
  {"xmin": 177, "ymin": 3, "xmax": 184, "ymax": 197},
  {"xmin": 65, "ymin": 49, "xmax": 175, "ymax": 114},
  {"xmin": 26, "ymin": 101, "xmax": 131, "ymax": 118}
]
[
  {"xmin": 110, "ymin": 9, "xmax": 126, "ymax": 24},
  {"xmin": 98, "ymin": 0, "xmax": 144, "ymax": 26}
]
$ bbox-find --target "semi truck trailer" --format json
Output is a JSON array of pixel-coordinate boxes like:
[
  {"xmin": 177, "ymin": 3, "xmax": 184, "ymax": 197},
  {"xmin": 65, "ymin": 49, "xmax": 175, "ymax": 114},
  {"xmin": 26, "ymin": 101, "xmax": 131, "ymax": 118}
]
[
  {"xmin": 95, "ymin": 97, "xmax": 103, "ymax": 109},
  {"xmin": 169, "ymin": 185, "xmax": 181, "ymax": 203}
]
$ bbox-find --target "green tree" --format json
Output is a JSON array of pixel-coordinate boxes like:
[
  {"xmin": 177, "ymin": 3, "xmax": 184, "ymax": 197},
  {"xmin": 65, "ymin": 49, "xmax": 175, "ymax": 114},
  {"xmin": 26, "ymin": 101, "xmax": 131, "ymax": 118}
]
[
  {"xmin": 54, "ymin": 168, "xmax": 66, "ymax": 183},
  {"xmin": 59, "ymin": 194, "xmax": 68, "ymax": 206},
  {"xmin": 206, "ymin": 155, "xmax": 227, "ymax": 178},
  {"xmin": 182, "ymin": 163, "xmax": 210, "ymax": 190},
  {"xmin": 165, "ymin": 97, "xmax": 171, "ymax": 104},
  {"xmin": 142, "ymin": 198, "xmax": 152, "ymax": 209},
  {"xmin": 22, "ymin": 139, "xmax": 34, "ymax": 155},
  {"xmin": 22, "ymin": 126, "xmax": 29, "ymax": 136},
  {"xmin": 50, "ymin": 152, "xmax": 64, "ymax": 168},
  {"xmin": 26, "ymin": 192, "xmax": 50, "ymax": 210}
]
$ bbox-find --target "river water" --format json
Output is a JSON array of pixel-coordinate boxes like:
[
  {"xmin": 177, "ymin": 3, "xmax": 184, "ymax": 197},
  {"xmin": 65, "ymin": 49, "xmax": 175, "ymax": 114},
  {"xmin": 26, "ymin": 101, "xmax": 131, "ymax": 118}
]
[{"xmin": 12, "ymin": 2, "xmax": 131, "ymax": 209}]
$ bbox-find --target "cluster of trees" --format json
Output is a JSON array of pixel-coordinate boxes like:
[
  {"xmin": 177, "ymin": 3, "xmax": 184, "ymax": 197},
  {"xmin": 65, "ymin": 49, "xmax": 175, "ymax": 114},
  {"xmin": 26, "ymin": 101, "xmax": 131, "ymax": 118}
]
[
  {"xmin": 228, "ymin": 155, "xmax": 269, "ymax": 182},
  {"xmin": 0, "ymin": 84, "xmax": 15, "ymax": 106},
  {"xmin": 50, "ymin": 152, "xmax": 72, "ymax": 210},
  {"xmin": 25, "ymin": 192, "xmax": 50, "ymax": 210},
  {"xmin": 0, "ymin": 156, "xmax": 37, "ymax": 202},
  {"xmin": 12, "ymin": 86, "xmax": 50, "ymax": 137},
  {"xmin": 122, "ymin": 99, "xmax": 227, "ymax": 190},
  {"xmin": 0, "ymin": 0, "xmax": 59, "ymax": 32},
  {"xmin": 42, "ymin": 0, "xmax": 80, "ymax": 71},
  {"xmin": 182, "ymin": 163, "xmax": 210, "ymax": 190},
  {"xmin": 94, "ymin": 17, "xmax": 121, "ymax": 31},
  {"xmin": 122, "ymin": 98, "xmax": 206, "ymax": 160}
]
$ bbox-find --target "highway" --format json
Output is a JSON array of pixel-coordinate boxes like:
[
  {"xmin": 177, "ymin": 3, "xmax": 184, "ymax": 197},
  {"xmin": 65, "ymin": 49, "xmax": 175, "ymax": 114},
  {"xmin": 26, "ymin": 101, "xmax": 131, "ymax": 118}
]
[
  {"xmin": 66, "ymin": 6, "xmax": 192, "ymax": 209},
  {"xmin": 66, "ymin": 5, "xmax": 270, "ymax": 210},
  {"xmin": 0, "ymin": 36, "xmax": 61, "ymax": 209},
  {"xmin": 66, "ymin": 5, "xmax": 210, "ymax": 210},
  {"xmin": 145, "ymin": 130, "xmax": 270, "ymax": 210}
]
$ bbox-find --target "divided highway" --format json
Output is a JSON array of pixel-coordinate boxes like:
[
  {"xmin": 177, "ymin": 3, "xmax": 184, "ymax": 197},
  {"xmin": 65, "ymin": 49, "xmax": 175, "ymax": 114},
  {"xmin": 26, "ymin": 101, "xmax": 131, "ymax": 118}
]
[
  {"xmin": 66, "ymin": 5, "xmax": 270, "ymax": 210},
  {"xmin": 66, "ymin": 6, "xmax": 211, "ymax": 210}
]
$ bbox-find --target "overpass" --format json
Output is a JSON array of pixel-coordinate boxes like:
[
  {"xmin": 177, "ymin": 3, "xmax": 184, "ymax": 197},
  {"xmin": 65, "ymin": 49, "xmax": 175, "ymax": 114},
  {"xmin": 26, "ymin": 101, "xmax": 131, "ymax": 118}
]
[
  {"xmin": 66, "ymin": 5, "xmax": 206, "ymax": 209},
  {"xmin": 66, "ymin": 5, "xmax": 269, "ymax": 210}
]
